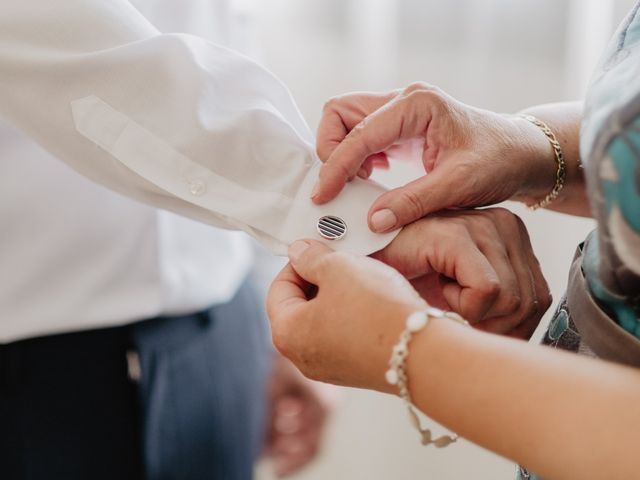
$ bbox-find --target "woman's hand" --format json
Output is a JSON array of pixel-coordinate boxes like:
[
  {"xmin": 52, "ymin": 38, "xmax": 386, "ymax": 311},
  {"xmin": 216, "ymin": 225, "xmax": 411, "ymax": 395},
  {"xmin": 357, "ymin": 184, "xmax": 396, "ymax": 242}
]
[
  {"xmin": 374, "ymin": 208, "xmax": 551, "ymax": 338},
  {"xmin": 268, "ymin": 241, "xmax": 640, "ymax": 480},
  {"xmin": 267, "ymin": 207, "xmax": 551, "ymax": 389},
  {"xmin": 267, "ymin": 239, "xmax": 424, "ymax": 393},
  {"xmin": 313, "ymin": 83, "xmax": 567, "ymax": 231}
]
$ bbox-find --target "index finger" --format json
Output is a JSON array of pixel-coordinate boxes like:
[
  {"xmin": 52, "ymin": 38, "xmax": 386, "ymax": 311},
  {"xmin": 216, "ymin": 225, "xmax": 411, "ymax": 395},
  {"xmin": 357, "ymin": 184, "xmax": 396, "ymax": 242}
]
[
  {"xmin": 313, "ymin": 112, "xmax": 399, "ymax": 204},
  {"xmin": 316, "ymin": 107, "xmax": 349, "ymax": 162},
  {"xmin": 316, "ymin": 91, "xmax": 400, "ymax": 162},
  {"xmin": 312, "ymin": 94, "xmax": 434, "ymax": 204}
]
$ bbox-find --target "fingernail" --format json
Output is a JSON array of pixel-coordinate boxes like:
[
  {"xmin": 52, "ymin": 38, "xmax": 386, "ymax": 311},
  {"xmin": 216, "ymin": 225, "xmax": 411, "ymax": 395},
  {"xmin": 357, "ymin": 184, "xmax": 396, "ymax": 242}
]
[
  {"xmin": 310, "ymin": 181, "xmax": 320, "ymax": 200},
  {"xmin": 370, "ymin": 209, "xmax": 397, "ymax": 232},
  {"xmin": 357, "ymin": 167, "xmax": 368, "ymax": 179},
  {"xmin": 288, "ymin": 240, "xmax": 310, "ymax": 261}
]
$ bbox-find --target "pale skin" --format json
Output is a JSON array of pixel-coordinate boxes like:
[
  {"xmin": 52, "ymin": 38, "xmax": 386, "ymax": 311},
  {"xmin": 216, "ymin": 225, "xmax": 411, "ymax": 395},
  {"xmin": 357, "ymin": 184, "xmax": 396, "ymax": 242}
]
[
  {"xmin": 267, "ymin": 84, "xmax": 640, "ymax": 478},
  {"xmin": 312, "ymin": 83, "xmax": 590, "ymax": 226},
  {"xmin": 370, "ymin": 207, "xmax": 551, "ymax": 337},
  {"xmin": 268, "ymin": 241, "xmax": 640, "ymax": 480}
]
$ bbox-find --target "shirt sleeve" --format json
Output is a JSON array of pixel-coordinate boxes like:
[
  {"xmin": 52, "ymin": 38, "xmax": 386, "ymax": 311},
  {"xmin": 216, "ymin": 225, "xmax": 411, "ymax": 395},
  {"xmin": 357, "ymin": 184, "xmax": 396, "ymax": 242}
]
[{"xmin": 0, "ymin": 0, "xmax": 398, "ymax": 255}]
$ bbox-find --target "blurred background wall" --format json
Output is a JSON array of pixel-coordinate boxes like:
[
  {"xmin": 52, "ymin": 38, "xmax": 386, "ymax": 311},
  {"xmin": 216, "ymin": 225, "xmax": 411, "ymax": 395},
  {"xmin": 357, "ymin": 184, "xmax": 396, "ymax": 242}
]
[{"xmin": 248, "ymin": 1, "xmax": 638, "ymax": 478}]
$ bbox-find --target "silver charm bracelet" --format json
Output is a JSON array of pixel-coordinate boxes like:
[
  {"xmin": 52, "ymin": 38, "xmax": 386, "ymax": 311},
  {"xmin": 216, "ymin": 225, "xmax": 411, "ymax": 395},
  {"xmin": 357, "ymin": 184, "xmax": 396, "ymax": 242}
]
[{"xmin": 385, "ymin": 307, "xmax": 470, "ymax": 447}]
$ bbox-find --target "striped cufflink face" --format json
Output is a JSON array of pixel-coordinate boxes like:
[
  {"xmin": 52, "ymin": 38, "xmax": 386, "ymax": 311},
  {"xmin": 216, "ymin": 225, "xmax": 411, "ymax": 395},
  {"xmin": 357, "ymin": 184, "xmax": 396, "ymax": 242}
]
[{"xmin": 317, "ymin": 215, "xmax": 347, "ymax": 240}]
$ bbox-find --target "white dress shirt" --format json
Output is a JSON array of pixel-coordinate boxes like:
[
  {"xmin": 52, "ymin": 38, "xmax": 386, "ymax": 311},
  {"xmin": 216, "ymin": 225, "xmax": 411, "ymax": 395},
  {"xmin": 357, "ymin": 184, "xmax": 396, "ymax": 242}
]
[{"xmin": 0, "ymin": 0, "xmax": 397, "ymax": 343}]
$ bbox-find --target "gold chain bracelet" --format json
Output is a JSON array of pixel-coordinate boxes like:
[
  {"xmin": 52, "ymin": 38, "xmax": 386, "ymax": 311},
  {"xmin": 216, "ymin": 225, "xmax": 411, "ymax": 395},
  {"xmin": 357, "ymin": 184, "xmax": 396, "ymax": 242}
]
[{"xmin": 518, "ymin": 114, "xmax": 567, "ymax": 210}]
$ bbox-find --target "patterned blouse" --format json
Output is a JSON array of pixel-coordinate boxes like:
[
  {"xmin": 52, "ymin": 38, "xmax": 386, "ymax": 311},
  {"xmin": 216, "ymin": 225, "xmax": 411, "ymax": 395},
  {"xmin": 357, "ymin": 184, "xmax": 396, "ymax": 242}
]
[
  {"xmin": 581, "ymin": 2, "xmax": 640, "ymax": 338},
  {"xmin": 517, "ymin": 3, "xmax": 640, "ymax": 479}
]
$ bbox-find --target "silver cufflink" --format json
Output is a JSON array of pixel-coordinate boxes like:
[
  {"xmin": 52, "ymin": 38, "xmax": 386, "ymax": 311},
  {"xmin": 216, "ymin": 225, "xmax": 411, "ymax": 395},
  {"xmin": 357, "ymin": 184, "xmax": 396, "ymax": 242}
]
[{"xmin": 317, "ymin": 215, "xmax": 347, "ymax": 240}]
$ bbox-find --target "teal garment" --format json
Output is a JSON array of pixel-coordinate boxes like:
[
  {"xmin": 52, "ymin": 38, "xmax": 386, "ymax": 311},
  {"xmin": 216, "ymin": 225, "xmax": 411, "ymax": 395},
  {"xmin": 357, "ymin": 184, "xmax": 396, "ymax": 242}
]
[
  {"xmin": 516, "ymin": 3, "xmax": 640, "ymax": 479},
  {"xmin": 583, "ymin": 115, "xmax": 640, "ymax": 337},
  {"xmin": 580, "ymin": 1, "xmax": 640, "ymax": 337},
  {"xmin": 515, "ymin": 469, "xmax": 543, "ymax": 480}
]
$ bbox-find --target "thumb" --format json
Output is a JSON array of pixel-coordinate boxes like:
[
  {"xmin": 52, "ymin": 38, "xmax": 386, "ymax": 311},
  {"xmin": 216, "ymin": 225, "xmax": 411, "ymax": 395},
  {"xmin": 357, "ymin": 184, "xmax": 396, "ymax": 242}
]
[
  {"xmin": 288, "ymin": 240, "xmax": 334, "ymax": 285},
  {"xmin": 368, "ymin": 165, "xmax": 461, "ymax": 232}
]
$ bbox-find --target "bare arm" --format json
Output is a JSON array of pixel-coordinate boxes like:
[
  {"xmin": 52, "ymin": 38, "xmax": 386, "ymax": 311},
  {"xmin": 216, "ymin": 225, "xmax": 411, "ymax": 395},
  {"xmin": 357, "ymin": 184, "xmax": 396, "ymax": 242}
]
[
  {"xmin": 515, "ymin": 101, "xmax": 590, "ymax": 217},
  {"xmin": 268, "ymin": 240, "xmax": 640, "ymax": 480},
  {"xmin": 411, "ymin": 317, "xmax": 639, "ymax": 480}
]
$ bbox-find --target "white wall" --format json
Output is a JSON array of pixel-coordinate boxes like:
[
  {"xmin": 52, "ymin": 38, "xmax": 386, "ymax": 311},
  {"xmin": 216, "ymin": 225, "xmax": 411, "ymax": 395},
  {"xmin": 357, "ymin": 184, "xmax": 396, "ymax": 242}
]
[{"xmin": 253, "ymin": 1, "xmax": 636, "ymax": 478}]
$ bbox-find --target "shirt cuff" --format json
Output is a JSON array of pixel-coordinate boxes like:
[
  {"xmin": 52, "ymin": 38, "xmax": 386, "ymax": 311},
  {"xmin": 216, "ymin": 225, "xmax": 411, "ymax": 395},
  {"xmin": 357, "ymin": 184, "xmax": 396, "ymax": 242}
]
[
  {"xmin": 277, "ymin": 162, "xmax": 400, "ymax": 256},
  {"xmin": 71, "ymin": 95, "xmax": 399, "ymax": 257}
]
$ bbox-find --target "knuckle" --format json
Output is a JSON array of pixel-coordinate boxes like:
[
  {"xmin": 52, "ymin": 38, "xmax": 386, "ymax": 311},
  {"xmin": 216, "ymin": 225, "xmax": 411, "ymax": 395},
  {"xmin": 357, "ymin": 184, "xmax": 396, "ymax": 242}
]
[
  {"xmin": 523, "ymin": 299, "xmax": 539, "ymax": 320},
  {"xmin": 489, "ymin": 207, "xmax": 515, "ymax": 224},
  {"xmin": 322, "ymin": 95, "xmax": 343, "ymax": 113},
  {"xmin": 402, "ymin": 84, "xmax": 449, "ymax": 113},
  {"xmin": 450, "ymin": 161, "xmax": 476, "ymax": 186},
  {"xmin": 402, "ymin": 81, "xmax": 441, "ymax": 96},
  {"xmin": 344, "ymin": 120, "xmax": 374, "ymax": 155},
  {"xmin": 315, "ymin": 253, "xmax": 335, "ymax": 273},
  {"xmin": 348, "ymin": 120, "xmax": 367, "ymax": 140},
  {"xmin": 350, "ymin": 116, "xmax": 374, "ymax": 140},
  {"xmin": 334, "ymin": 159, "xmax": 354, "ymax": 181},
  {"xmin": 444, "ymin": 221, "xmax": 470, "ymax": 242},
  {"xmin": 329, "ymin": 251, "xmax": 351, "ymax": 268},
  {"xmin": 316, "ymin": 251, "xmax": 347, "ymax": 275},
  {"xmin": 479, "ymin": 279, "xmax": 501, "ymax": 301},
  {"xmin": 403, "ymin": 81, "xmax": 431, "ymax": 94},
  {"xmin": 512, "ymin": 212, "xmax": 526, "ymax": 230},
  {"xmin": 403, "ymin": 88, "xmax": 444, "ymax": 112},
  {"xmin": 503, "ymin": 293, "xmax": 522, "ymax": 315},
  {"xmin": 397, "ymin": 188, "xmax": 426, "ymax": 221},
  {"xmin": 431, "ymin": 220, "xmax": 468, "ymax": 255},
  {"xmin": 322, "ymin": 155, "xmax": 354, "ymax": 184},
  {"xmin": 463, "ymin": 305, "xmax": 484, "ymax": 324},
  {"xmin": 477, "ymin": 220, "xmax": 500, "ymax": 245}
]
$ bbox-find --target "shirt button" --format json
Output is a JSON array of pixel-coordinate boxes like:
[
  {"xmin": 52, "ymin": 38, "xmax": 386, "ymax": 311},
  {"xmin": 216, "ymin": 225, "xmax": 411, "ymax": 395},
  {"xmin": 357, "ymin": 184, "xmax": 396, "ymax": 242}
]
[{"xmin": 187, "ymin": 178, "xmax": 206, "ymax": 196}]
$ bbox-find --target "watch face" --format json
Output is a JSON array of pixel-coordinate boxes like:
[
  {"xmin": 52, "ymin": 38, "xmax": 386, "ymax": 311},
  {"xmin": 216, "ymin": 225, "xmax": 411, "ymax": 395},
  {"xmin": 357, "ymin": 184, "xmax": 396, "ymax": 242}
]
[{"xmin": 316, "ymin": 215, "xmax": 347, "ymax": 240}]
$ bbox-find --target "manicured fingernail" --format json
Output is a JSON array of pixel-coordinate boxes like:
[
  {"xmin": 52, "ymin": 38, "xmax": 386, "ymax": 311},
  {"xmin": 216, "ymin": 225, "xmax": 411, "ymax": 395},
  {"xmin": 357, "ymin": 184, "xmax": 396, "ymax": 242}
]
[
  {"xmin": 288, "ymin": 240, "xmax": 310, "ymax": 261},
  {"xmin": 311, "ymin": 181, "xmax": 320, "ymax": 200},
  {"xmin": 357, "ymin": 167, "xmax": 368, "ymax": 179},
  {"xmin": 370, "ymin": 209, "xmax": 397, "ymax": 232}
]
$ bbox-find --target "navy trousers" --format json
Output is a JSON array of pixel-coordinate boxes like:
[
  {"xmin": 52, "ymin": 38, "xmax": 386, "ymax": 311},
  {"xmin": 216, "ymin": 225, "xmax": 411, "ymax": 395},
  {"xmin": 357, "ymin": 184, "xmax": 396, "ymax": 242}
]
[{"xmin": 0, "ymin": 282, "xmax": 272, "ymax": 480}]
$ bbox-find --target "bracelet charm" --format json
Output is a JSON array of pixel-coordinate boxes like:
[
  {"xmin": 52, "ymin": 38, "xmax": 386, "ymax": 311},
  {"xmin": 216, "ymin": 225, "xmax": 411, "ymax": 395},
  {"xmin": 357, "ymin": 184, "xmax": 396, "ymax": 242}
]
[{"xmin": 386, "ymin": 307, "xmax": 469, "ymax": 447}]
